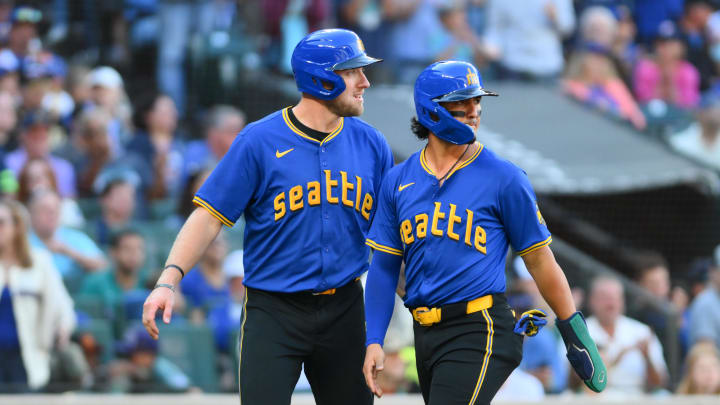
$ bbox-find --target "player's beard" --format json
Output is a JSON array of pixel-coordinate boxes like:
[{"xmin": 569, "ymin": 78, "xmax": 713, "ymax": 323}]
[{"xmin": 326, "ymin": 94, "xmax": 363, "ymax": 117}]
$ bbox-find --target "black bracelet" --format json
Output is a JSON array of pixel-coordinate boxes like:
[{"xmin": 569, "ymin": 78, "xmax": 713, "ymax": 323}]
[
  {"xmin": 154, "ymin": 283, "xmax": 176, "ymax": 292},
  {"xmin": 164, "ymin": 264, "xmax": 185, "ymax": 278}
]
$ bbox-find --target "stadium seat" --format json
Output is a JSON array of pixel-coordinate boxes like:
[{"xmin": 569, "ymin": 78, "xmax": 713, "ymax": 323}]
[{"xmin": 158, "ymin": 323, "xmax": 219, "ymax": 392}]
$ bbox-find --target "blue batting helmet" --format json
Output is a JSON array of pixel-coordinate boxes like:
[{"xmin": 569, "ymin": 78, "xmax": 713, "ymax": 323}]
[
  {"xmin": 414, "ymin": 61, "xmax": 497, "ymax": 145},
  {"xmin": 291, "ymin": 29, "xmax": 382, "ymax": 100}
]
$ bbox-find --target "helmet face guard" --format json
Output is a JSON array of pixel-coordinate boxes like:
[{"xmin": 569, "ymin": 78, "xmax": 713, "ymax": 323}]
[
  {"xmin": 292, "ymin": 29, "xmax": 382, "ymax": 100},
  {"xmin": 414, "ymin": 61, "xmax": 498, "ymax": 145}
]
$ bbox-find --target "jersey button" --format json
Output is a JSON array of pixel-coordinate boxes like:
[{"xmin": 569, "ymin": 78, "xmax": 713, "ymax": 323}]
[
  {"xmin": 321, "ymin": 147, "xmax": 326, "ymax": 153},
  {"xmin": 324, "ymin": 247, "xmax": 329, "ymax": 253},
  {"xmin": 322, "ymin": 161, "xmax": 328, "ymax": 167},
  {"xmin": 323, "ymin": 213, "xmax": 329, "ymax": 219}
]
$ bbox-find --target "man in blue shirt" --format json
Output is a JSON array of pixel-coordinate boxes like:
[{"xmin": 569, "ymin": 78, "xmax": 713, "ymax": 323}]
[
  {"xmin": 142, "ymin": 29, "xmax": 392, "ymax": 405},
  {"xmin": 362, "ymin": 61, "xmax": 606, "ymax": 404}
]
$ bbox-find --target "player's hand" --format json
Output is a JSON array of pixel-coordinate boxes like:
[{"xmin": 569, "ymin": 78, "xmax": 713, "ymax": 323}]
[
  {"xmin": 513, "ymin": 309, "xmax": 548, "ymax": 337},
  {"xmin": 363, "ymin": 343, "xmax": 386, "ymax": 398},
  {"xmin": 142, "ymin": 286, "xmax": 175, "ymax": 340}
]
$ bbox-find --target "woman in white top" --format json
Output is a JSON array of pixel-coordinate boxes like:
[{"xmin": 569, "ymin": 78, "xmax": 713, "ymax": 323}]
[{"xmin": 0, "ymin": 198, "xmax": 75, "ymax": 392}]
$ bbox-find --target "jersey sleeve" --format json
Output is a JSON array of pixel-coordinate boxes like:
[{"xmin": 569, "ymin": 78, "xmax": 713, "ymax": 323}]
[
  {"xmin": 193, "ymin": 131, "xmax": 259, "ymax": 227},
  {"xmin": 499, "ymin": 169, "xmax": 552, "ymax": 256},
  {"xmin": 365, "ymin": 174, "xmax": 403, "ymax": 256}
]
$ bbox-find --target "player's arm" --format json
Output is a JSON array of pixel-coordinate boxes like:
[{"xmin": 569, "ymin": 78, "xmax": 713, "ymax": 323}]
[
  {"xmin": 522, "ymin": 245, "xmax": 607, "ymax": 393},
  {"xmin": 363, "ymin": 249, "xmax": 402, "ymax": 398},
  {"xmin": 521, "ymin": 246, "xmax": 575, "ymax": 319},
  {"xmin": 142, "ymin": 207, "xmax": 223, "ymax": 339}
]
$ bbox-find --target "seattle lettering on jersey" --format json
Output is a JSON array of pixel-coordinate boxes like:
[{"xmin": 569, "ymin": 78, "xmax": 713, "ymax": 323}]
[
  {"xmin": 273, "ymin": 169, "xmax": 374, "ymax": 221},
  {"xmin": 399, "ymin": 202, "xmax": 487, "ymax": 254}
]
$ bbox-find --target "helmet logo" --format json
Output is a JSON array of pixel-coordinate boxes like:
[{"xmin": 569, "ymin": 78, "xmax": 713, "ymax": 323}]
[
  {"xmin": 357, "ymin": 39, "xmax": 365, "ymax": 52},
  {"xmin": 466, "ymin": 68, "xmax": 479, "ymax": 86}
]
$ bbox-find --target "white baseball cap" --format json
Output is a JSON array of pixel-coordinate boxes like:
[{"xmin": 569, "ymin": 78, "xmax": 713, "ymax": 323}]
[
  {"xmin": 223, "ymin": 249, "xmax": 245, "ymax": 279},
  {"xmin": 89, "ymin": 66, "xmax": 123, "ymax": 89}
]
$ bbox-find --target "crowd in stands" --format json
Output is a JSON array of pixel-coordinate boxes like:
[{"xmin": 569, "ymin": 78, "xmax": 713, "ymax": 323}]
[{"xmin": 0, "ymin": 0, "xmax": 718, "ymax": 398}]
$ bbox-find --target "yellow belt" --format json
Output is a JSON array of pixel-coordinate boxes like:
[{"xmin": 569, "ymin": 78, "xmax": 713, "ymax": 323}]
[
  {"xmin": 411, "ymin": 295, "xmax": 493, "ymax": 326},
  {"xmin": 312, "ymin": 277, "xmax": 361, "ymax": 296}
]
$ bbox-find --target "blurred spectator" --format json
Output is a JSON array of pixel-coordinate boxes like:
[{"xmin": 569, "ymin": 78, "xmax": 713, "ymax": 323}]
[
  {"xmin": 563, "ymin": 44, "xmax": 647, "ymax": 130},
  {"xmin": 0, "ymin": 0, "xmax": 13, "ymax": 45},
  {"xmin": 88, "ymin": 179, "xmax": 137, "ymax": 247},
  {"xmin": 79, "ymin": 229, "xmax": 148, "ymax": 320},
  {"xmin": 0, "ymin": 90, "xmax": 17, "ymax": 150},
  {"xmin": 577, "ymin": 6, "xmax": 638, "ymax": 90},
  {"xmin": 207, "ymin": 249, "xmax": 245, "ymax": 353},
  {"xmin": 183, "ymin": 105, "xmax": 245, "ymax": 174},
  {"xmin": 430, "ymin": 1, "xmax": 485, "ymax": 66},
  {"xmin": 84, "ymin": 66, "xmax": 133, "ymax": 158},
  {"xmin": 207, "ymin": 248, "xmax": 245, "ymax": 391},
  {"xmin": 0, "ymin": 198, "xmax": 76, "ymax": 392},
  {"xmin": 633, "ymin": 0, "xmax": 685, "ymax": 46},
  {"xmin": 688, "ymin": 255, "xmax": 720, "ymax": 349},
  {"xmin": 181, "ymin": 232, "xmax": 231, "ymax": 321},
  {"xmin": 28, "ymin": 189, "xmax": 106, "ymax": 295},
  {"xmin": 585, "ymin": 276, "xmax": 668, "ymax": 396},
  {"xmin": 0, "ymin": 49, "xmax": 20, "ymax": 106},
  {"xmin": 483, "ymin": 0, "xmax": 575, "ymax": 80},
  {"xmin": 511, "ymin": 256, "xmax": 568, "ymax": 393},
  {"xmin": 127, "ymin": 91, "xmax": 185, "ymax": 201},
  {"xmin": 17, "ymin": 157, "xmax": 85, "ymax": 228},
  {"xmin": 262, "ymin": 0, "xmax": 329, "ymax": 73},
  {"xmin": 176, "ymin": 168, "xmax": 211, "ymax": 223},
  {"xmin": 675, "ymin": 341, "xmax": 720, "ymax": 394},
  {"xmin": 5, "ymin": 110, "xmax": 77, "ymax": 198},
  {"xmin": 105, "ymin": 324, "xmax": 190, "ymax": 393},
  {"xmin": 634, "ymin": 20, "xmax": 701, "ymax": 110},
  {"xmin": 679, "ymin": 0, "xmax": 717, "ymax": 91},
  {"xmin": 7, "ymin": 5, "xmax": 42, "ymax": 59},
  {"xmin": 158, "ymin": 0, "xmax": 236, "ymax": 115},
  {"xmin": 669, "ymin": 92, "xmax": 720, "ymax": 170},
  {"xmin": 494, "ymin": 368, "xmax": 545, "ymax": 401},
  {"xmin": 384, "ymin": 0, "xmax": 444, "ymax": 84},
  {"xmin": 375, "ymin": 294, "xmax": 417, "ymax": 394},
  {"xmin": 334, "ymin": 0, "xmax": 389, "ymax": 79},
  {"xmin": 64, "ymin": 109, "xmax": 148, "ymax": 199}
]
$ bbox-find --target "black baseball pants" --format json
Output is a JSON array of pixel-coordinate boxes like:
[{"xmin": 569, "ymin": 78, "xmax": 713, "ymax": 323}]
[
  {"xmin": 413, "ymin": 294, "xmax": 524, "ymax": 405},
  {"xmin": 238, "ymin": 279, "xmax": 372, "ymax": 405}
]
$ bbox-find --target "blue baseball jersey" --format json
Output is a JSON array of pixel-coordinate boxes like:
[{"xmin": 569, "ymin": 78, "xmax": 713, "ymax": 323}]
[
  {"xmin": 366, "ymin": 143, "xmax": 550, "ymax": 307},
  {"xmin": 195, "ymin": 107, "xmax": 393, "ymax": 293}
]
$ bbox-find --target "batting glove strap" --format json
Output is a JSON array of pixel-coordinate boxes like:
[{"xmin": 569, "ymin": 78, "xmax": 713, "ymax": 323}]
[
  {"xmin": 513, "ymin": 309, "xmax": 548, "ymax": 337},
  {"xmin": 556, "ymin": 311, "xmax": 607, "ymax": 393}
]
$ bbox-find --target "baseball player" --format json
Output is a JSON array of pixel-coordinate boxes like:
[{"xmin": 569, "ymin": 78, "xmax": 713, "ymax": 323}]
[
  {"xmin": 142, "ymin": 29, "xmax": 392, "ymax": 405},
  {"xmin": 361, "ymin": 60, "xmax": 606, "ymax": 404}
]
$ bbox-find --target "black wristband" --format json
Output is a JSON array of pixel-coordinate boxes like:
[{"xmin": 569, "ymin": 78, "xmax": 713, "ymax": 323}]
[
  {"xmin": 164, "ymin": 264, "xmax": 185, "ymax": 278},
  {"xmin": 154, "ymin": 283, "xmax": 176, "ymax": 292}
]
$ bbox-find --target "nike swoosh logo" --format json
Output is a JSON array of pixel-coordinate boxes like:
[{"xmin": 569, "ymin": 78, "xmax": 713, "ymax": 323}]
[
  {"xmin": 276, "ymin": 148, "xmax": 294, "ymax": 158},
  {"xmin": 398, "ymin": 183, "xmax": 414, "ymax": 192}
]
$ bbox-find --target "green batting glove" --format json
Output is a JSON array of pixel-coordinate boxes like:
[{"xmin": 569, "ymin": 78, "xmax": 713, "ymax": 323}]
[{"xmin": 556, "ymin": 311, "xmax": 607, "ymax": 393}]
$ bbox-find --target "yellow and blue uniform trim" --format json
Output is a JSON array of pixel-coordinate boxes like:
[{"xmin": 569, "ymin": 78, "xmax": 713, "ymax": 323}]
[
  {"xmin": 468, "ymin": 309, "xmax": 494, "ymax": 404},
  {"xmin": 517, "ymin": 236, "xmax": 552, "ymax": 256},
  {"xmin": 420, "ymin": 143, "xmax": 484, "ymax": 181},
  {"xmin": 193, "ymin": 196, "xmax": 234, "ymax": 227},
  {"xmin": 282, "ymin": 107, "xmax": 344, "ymax": 145},
  {"xmin": 366, "ymin": 238, "xmax": 403, "ymax": 256}
]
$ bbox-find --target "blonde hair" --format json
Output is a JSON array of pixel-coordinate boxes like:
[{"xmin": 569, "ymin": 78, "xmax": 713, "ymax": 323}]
[
  {"xmin": 0, "ymin": 198, "xmax": 33, "ymax": 268},
  {"xmin": 676, "ymin": 342, "xmax": 720, "ymax": 394}
]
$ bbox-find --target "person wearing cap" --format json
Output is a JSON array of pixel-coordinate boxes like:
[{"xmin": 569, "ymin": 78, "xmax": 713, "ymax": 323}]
[
  {"xmin": 7, "ymin": 6, "xmax": 41, "ymax": 58},
  {"xmin": 688, "ymin": 251, "xmax": 720, "ymax": 350},
  {"xmin": 142, "ymin": 29, "xmax": 390, "ymax": 404},
  {"xmin": 83, "ymin": 66, "xmax": 132, "ymax": 158},
  {"xmin": 4, "ymin": 110, "xmax": 77, "ymax": 198},
  {"xmin": 634, "ymin": 20, "xmax": 701, "ymax": 109},
  {"xmin": 362, "ymin": 60, "xmax": 606, "ymax": 403}
]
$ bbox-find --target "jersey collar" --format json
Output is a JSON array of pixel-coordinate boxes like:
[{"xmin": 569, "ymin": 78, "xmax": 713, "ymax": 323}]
[
  {"xmin": 419, "ymin": 142, "xmax": 484, "ymax": 181},
  {"xmin": 282, "ymin": 107, "xmax": 344, "ymax": 145}
]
